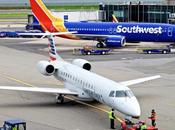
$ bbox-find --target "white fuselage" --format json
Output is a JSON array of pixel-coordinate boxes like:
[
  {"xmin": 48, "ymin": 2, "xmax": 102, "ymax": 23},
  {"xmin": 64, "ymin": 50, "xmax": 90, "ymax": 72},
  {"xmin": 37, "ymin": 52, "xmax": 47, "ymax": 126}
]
[{"xmin": 52, "ymin": 60, "xmax": 141, "ymax": 117}]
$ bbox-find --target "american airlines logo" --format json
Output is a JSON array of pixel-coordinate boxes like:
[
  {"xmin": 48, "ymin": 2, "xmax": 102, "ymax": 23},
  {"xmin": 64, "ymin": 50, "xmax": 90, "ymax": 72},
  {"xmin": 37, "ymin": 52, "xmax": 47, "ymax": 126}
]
[{"xmin": 116, "ymin": 25, "xmax": 163, "ymax": 34}]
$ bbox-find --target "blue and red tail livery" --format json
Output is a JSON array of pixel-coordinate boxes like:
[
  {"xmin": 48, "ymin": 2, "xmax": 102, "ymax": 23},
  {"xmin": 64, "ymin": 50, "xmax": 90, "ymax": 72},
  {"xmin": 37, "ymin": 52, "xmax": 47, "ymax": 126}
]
[
  {"xmin": 48, "ymin": 36, "xmax": 57, "ymax": 61},
  {"xmin": 30, "ymin": 0, "xmax": 175, "ymax": 48}
]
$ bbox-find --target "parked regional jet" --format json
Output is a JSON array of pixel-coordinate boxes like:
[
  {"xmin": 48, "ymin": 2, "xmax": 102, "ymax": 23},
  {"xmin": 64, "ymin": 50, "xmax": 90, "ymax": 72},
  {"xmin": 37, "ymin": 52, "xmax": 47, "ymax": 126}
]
[
  {"xmin": 30, "ymin": 0, "xmax": 175, "ymax": 48},
  {"xmin": 0, "ymin": 31, "xmax": 160, "ymax": 118}
]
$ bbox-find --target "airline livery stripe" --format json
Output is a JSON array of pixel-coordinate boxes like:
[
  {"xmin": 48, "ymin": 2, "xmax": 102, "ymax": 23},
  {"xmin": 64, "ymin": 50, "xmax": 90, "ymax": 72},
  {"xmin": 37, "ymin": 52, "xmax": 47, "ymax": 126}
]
[
  {"xmin": 49, "ymin": 50, "xmax": 56, "ymax": 55},
  {"xmin": 30, "ymin": 0, "xmax": 57, "ymax": 32},
  {"xmin": 50, "ymin": 48, "xmax": 55, "ymax": 52},
  {"xmin": 49, "ymin": 53, "xmax": 56, "ymax": 58},
  {"xmin": 36, "ymin": 0, "xmax": 55, "ymax": 21},
  {"xmin": 30, "ymin": 0, "xmax": 77, "ymax": 39},
  {"xmin": 50, "ymin": 44, "xmax": 54, "ymax": 48},
  {"xmin": 35, "ymin": 0, "xmax": 66, "ymax": 33},
  {"xmin": 49, "ymin": 56, "xmax": 56, "ymax": 61}
]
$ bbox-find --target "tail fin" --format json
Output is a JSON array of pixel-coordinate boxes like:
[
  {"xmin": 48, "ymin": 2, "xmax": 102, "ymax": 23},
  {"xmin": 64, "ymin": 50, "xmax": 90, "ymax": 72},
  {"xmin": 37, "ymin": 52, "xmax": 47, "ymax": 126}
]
[
  {"xmin": 29, "ymin": 0, "xmax": 67, "ymax": 32},
  {"xmin": 48, "ymin": 35, "xmax": 63, "ymax": 61},
  {"xmin": 112, "ymin": 14, "xmax": 119, "ymax": 23},
  {"xmin": 18, "ymin": 31, "xmax": 76, "ymax": 61}
]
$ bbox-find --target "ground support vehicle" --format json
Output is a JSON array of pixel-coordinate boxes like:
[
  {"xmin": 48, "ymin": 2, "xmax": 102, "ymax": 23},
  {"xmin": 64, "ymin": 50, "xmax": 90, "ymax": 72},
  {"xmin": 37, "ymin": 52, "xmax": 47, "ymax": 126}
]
[
  {"xmin": 0, "ymin": 31, "xmax": 42, "ymax": 38},
  {"xmin": 137, "ymin": 45, "xmax": 175, "ymax": 54},
  {"xmin": 0, "ymin": 119, "xmax": 26, "ymax": 130},
  {"xmin": 79, "ymin": 45, "xmax": 111, "ymax": 55}
]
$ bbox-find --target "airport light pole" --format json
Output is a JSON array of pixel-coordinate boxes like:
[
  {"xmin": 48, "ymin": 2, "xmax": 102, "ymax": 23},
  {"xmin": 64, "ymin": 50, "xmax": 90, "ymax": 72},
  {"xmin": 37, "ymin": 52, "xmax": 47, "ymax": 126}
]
[
  {"xmin": 138, "ymin": 1, "xmax": 140, "ymax": 22},
  {"xmin": 105, "ymin": 0, "xmax": 109, "ymax": 21}
]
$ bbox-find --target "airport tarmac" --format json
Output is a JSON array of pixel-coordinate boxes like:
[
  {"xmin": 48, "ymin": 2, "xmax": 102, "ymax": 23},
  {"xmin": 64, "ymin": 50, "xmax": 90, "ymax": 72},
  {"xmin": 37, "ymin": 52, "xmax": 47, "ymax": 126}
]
[{"xmin": 0, "ymin": 38, "xmax": 174, "ymax": 130}]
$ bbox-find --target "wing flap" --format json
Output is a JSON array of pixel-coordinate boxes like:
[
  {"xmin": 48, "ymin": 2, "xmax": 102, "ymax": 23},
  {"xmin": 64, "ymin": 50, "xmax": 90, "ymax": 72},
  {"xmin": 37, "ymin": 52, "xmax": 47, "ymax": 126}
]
[
  {"xmin": 0, "ymin": 86, "xmax": 78, "ymax": 95},
  {"xmin": 119, "ymin": 75, "xmax": 161, "ymax": 86}
]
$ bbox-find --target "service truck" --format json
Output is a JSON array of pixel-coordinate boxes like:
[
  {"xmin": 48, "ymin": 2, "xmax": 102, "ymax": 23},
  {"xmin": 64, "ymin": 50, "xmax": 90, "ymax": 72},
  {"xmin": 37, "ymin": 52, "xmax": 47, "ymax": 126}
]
[{"xmin": 137, "ymin": 45, "xmax": 175, "ymax": 54}]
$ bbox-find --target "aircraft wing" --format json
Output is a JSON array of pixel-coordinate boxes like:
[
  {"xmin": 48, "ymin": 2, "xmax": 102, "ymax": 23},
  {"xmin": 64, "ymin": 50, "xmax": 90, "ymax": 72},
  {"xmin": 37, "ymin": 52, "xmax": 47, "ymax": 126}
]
[
  {"xmin": 119, "ymin": 75, "xmax": 161, "ymax": 86},
  {"xmin": 0, "ymin": 86, "xmax": 78, "ymax": 95}
]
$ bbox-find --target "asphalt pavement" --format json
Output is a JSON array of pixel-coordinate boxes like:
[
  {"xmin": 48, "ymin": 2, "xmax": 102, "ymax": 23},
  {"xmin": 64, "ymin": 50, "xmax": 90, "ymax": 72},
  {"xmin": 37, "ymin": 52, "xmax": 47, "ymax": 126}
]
[{"xmin": 0, "ymin": 38, "xmax": 174, "ymax": 129}]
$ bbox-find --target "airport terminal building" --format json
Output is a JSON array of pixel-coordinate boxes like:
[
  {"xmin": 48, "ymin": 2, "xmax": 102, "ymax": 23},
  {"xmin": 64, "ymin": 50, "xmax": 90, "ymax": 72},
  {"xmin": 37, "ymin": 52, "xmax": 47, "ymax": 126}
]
[{"xmin": 99, "ymin": 0, "xmax": 175, "ymax": 23}]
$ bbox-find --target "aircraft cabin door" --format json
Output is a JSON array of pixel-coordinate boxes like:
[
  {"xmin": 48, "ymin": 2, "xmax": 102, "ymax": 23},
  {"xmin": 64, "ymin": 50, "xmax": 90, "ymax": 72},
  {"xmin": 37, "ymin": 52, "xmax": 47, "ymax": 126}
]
[{"xmin": 168, "ymin": 27, "xmax": 173, "ymax": 37}]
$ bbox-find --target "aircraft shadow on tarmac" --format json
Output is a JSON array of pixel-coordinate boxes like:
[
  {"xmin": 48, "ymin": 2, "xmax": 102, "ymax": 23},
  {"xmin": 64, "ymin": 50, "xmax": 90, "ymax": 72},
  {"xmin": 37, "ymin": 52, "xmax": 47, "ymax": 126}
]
[{"xmin": 0, "ymin": 98, "xmax": 102, "ymax": 109}]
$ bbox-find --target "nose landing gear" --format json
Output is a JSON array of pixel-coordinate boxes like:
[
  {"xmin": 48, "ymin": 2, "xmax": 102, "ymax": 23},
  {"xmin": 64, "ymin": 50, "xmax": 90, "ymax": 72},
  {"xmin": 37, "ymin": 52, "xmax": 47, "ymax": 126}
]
[
  {"xmin": 96, "ymin": 42, "xmax": 105, "ymax": 48},
  {"xmin": 56, "ymin": 94, "xmax": 64, "ymax": 104}
]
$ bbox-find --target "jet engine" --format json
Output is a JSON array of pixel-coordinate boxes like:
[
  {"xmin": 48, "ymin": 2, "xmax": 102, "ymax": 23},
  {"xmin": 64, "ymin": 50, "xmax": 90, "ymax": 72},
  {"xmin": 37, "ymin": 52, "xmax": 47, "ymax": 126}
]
[
  {"xmin": 37, "ymin": 61, "xmax": 55, "ymax": 76},
  {"xmin": 72, "ymin": 59, "xmax": 91, "ymax": 71},
  {"xmin": 105, "ymin": 36, "xmax": 126, "ymax": 47}
]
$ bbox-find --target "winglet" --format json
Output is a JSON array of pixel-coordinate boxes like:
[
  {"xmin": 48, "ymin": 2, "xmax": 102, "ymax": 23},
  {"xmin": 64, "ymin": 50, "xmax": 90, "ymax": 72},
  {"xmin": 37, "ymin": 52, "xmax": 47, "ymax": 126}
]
[{"xmin": 119, "ymin": 75, "xmax": 161, "ymax": 86}]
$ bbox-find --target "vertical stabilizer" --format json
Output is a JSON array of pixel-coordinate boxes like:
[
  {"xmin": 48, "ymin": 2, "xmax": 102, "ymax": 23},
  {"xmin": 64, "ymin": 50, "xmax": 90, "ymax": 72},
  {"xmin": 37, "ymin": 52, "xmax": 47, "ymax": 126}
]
[
  {"xmin": 29, "ymin": 0, "xmax": 67, "ymax": 32},
  {"xmin": 48, "ymin": 35, "xmax": 63, "ymax": 61}
]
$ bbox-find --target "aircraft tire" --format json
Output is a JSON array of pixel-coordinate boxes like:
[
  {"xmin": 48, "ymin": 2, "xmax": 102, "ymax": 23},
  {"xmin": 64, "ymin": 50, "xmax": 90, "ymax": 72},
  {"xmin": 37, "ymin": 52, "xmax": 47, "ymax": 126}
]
[
  {"xmin": 147, "ymin": 51, "xmax": 152, "ymax": 54},
  {"xmin": 56, "ymin": 94, "xmax": 64, "ymax": 104},
  {"xmin": 96, "ymin": 43, "xmax": 104, "ymax": 48},
  {"xmin": 162, "ymin": 50, "xmax": 167, "ymax": 54},
  {"xmin": 87, "ymin": 51, "xmax": 91, "ymax": 55},
  {"xmin": 101, "ymin": 51, "xmax": 106, "ymax": 55}
]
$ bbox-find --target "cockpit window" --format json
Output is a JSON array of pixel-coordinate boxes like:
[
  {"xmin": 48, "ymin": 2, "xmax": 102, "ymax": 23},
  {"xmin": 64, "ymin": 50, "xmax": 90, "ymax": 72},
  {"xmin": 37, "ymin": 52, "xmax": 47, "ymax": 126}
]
[
  {"xmin": 126, "ymin": 90, "xmax": 134, "ymax": 97},
  {"xmin": 109, "ymin": 91, "xmax": 115, "ymax": 97},
  {"xmin": 115, "ymin": 90, "xmax": 134, "ymax": 98},
  {"xmin": 116, "ymin": 91, "xmax": 127, "ymax": 97},
  {"xmin": 110, "ymin": 90, "xmax": 134, "ymax": 98}
]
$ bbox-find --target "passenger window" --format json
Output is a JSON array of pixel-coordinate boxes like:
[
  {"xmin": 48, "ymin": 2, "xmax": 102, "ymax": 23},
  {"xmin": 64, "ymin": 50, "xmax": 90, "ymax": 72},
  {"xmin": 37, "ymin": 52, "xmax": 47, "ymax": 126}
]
[{"xmin": 109, "ymin": 91, "xmax": 115, "ymax": 97}]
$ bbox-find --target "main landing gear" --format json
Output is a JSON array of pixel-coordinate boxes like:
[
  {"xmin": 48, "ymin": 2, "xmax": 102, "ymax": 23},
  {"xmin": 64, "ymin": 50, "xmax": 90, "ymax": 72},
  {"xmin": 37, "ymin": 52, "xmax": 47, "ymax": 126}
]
[
  {"xmin": 56, "ymin": 94, "xmax": 64, "ymax": 104},
  {"xmin": 96, "ymin": 42, "xmax": 104, "ymax": 48}
]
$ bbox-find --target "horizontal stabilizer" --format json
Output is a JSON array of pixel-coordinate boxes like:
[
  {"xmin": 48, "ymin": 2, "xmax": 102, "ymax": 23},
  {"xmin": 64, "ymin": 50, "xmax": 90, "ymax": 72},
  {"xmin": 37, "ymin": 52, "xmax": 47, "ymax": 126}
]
[
  {"xmin": 119, "ymin": 75, "xmax": 161, "ymax": 86},
  {"xmin": 0, "ymin": 86, "xmax": 78, "ymax": 95}
]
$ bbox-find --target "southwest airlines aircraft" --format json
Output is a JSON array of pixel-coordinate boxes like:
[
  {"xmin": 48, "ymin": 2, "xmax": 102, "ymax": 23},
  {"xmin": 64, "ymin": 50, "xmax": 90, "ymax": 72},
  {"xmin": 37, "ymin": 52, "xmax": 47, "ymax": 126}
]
[
  {"xmin": 30, "ymin": 0, "xmax": 175, "ymax": 48},
  {"xmin": 0, "ymin": 31, "xmax": 160, "ymax": 118}
]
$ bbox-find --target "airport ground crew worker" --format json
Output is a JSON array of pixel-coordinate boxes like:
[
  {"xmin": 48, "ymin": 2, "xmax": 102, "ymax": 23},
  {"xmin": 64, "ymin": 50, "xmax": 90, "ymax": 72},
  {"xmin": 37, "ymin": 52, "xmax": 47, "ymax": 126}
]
[
  {"xmin": 108, "ymin": 109, "xmax": 116, "ymax": 129},
  {"xmin": 140, "ymin": 121, "xmax": 147, "ymax": 130},
  {"xmin": 12, "ymin": 125, "xmax": 17, "ymax": 130},
  {"xmin": 149, "ymin": 109, "xmax": 156, "ymax": 126},
  {"xmin": 121, "ymin": 120, "xmax": 127, "ymax": 130}
]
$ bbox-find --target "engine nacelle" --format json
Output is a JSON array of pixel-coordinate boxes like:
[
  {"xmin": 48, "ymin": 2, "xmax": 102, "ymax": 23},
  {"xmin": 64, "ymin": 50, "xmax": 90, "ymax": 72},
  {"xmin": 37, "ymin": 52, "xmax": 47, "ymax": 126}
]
[
  {"xmin": 72, "ymin": 59, "xmax": 91, "ymax": 71},
  {"xmin": 105, "ymin": 36, "xmax": 126, "ymax": 47},
  {"xmin": 37, "ymin": 61, "xmax": 55, "ymax": 76}
]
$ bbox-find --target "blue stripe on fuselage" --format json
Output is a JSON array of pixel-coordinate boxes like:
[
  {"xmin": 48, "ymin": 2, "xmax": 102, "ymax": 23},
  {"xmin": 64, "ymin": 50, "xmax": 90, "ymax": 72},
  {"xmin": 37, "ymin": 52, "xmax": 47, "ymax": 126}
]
[{"xmin": 64, "ymin": 22, "xmax": 175, "ymax": 42}]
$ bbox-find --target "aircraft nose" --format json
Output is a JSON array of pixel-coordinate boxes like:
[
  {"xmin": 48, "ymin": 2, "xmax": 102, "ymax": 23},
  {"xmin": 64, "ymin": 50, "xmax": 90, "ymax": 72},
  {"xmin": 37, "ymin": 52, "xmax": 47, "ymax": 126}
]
[
  {"xmin": 130, "ymin": 98, "xmax": 141, "ymax": 118},
  {"xmin": 114, "ymin": 97, "xmax": 141, "ymax": 118}
]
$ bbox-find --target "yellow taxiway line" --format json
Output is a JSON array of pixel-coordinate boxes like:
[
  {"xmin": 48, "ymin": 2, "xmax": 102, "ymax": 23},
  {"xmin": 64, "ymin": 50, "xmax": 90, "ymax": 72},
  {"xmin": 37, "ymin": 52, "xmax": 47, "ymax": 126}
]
[
  {"xmin": 0, "ymin": 72, "xmax": 123, "ymax": 123},
  {"xmin": 1, "ymin": 73, "xmax": 34, "ymax": 87}
]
